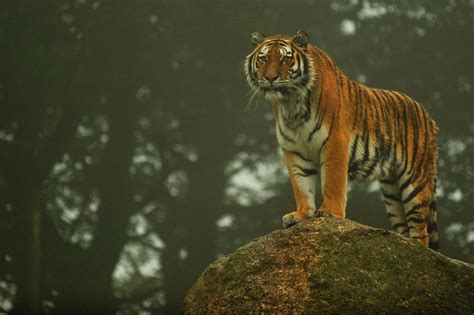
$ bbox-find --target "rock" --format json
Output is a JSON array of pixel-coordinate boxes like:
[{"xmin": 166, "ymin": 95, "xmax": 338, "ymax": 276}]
[{"xmin": 183, "ymin": 217, "xmax": 474, "ymax": 314}]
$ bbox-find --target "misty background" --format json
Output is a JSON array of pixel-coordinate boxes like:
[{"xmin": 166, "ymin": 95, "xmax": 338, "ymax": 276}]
[{"xmin": 1, "ymin": 0, "xmax": 473, "ymax": 314}]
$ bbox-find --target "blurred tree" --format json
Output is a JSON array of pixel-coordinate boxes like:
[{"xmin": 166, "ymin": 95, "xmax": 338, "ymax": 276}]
[{"xmin": 2, "ymin": 1, "xmax": 86, "ymax": 313}]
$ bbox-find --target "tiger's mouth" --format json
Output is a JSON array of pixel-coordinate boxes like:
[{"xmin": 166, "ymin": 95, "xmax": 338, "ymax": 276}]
[
  {"xmin": 259, "ymin": 86, "xmax": 288, "ymax": 101},
  {"xmin": 261, "ymin": 85, "xmax": 290, "ymax": 95}
]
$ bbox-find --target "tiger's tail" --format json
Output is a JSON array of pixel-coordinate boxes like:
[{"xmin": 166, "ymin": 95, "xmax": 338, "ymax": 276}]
[
  {"xmin": 428, "ymin": 126, "xmax": 440, "ymax": 252},
  {"xmin": 428, "ymin": 198, "xmax": 440, "ymax": 251}
]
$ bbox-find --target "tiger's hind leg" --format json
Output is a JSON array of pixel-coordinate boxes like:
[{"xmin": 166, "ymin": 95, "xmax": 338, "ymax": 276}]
[
  {"xmin": 379, "ymin": 180, "xmax": 409, "ymax": 237},
  {"xmin": 399, "ymin": 174, "xmax": 436, "ymax": 248}
]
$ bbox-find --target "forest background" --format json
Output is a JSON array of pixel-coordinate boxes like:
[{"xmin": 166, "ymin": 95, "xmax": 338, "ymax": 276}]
[{"xmin": 1, "ymin": 0, "xmax": 473, "ymax": 313}]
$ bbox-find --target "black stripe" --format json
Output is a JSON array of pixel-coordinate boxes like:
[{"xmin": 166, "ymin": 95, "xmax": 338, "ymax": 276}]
[
  {"xmin": 418, "ymin": 106, "xmax": 430, "ymax": 173},
  {"xmin": 402, "ymin": 180, "xmax": 428, "ymax": 204},
  {"xmin": 361, "ymin": 92, "xmax": 379, "ymax": 179},
  {"xmin": 384, "ymin": 193, "xmax": 401, "ymax": 202},
  {"xmin": 392, "ymin": 223, "xmax": 408, "ymax": 230},
  {"xmin": 247, "ymin": 53, "xmax": 258, "ymax": 84},
  {"xmin": 374, "ymin": 91, "xmax": 391, "ymax": 144},
  {"xmin": 362, "ymin": 159, "xmax": 378, "ymax": 179},
  {"xmin": 384, "ymin": 91, "xmax": 399, "ymax": 140},
  {"xmin": 278, "ymin": 124, "xmax": 295, "ymax": 143},
  {"xmin": 320, "ymin": 112, "xmax": 336, "ymax": 150},
  {"xmin": 282, "ymin": 148, "xmax": 312, "ymax": 162},
  {"xmin": 348, "ymin": 79, "xmax": 355, "ymax": 105},
  {"xmin": 349, "ymin": 135, "xmax": 360, "ymax": 163},
  {"xmin": 381, "ymin": 98, "xmax": 393, "ymax": 142},
  {"xmin": 308, "ymin": 102, "xmax": 327, "ymax": 142},
  {"xmin": 373, "ymin": 90, "xmax": 384, "ymax": 109},
  {"xmin": 360, "ymin": 126, "xmax": 370, "ymax": 165},
  {"xmin": 399, "ymin": 175, "xmax": 413, "ymax": 193},
  {"xmin": 294, "ymin": 165, "xmax": 318, "ymax": 176},
  {"xmin": 353, "ymin": 84, "xmax": 362, "ymax": 129},
  {"xmin": 348, "ymin": 136, "xmax": 361, "ymax": 175},
  {"xmin": 380, "ymin": 90, "xmax": 396, "ymax": 169},
  {"xmin": 385, "ymin": 92, "xmax": 401, "ymax": 170},
  {"xmin": 405, "ymin": 200, "xmax": 431, "ymax": 219},
  {"xmin": 382, "ymin": 191, "xmax": 401, "ymax": 202},
  {"xmin": 406, "ymin": 217, "xmax": 425, "ymax": 225},
  {"xmin": 380, "ymin": 178, "xmax": 396, "ymax": 185},
  {"xmin": 307, "ymin": 118, "xmax": 322, "ymax": 142},
  {"xmin": 320, "ymin": 51, "xmax": 335, "ymax": 71},
  {"xmin": 304, "ymin": 90, "xmax": 313, "ymax": 120},
  {"xmin": 408, "ymin": 104, "xmax": 428, "ymax": 181},
  {"xmin": 298, "ymin": 51, "xmax": 310, "ymax": 87},
  {"xmin": 409, "ymin": 99, "xmax": 421, "ymax": 173},
  {"xmin": 386, "ymin": 212, "xmax": 397, "ymax": 218},
  {"xmin": 396, "ymin": 93, "xmax": 410, "ymax": 177}
]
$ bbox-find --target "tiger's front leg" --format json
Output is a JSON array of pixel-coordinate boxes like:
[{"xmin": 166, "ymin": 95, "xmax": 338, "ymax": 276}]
[
  {"xmin": 318, "ymin": 135, "xmax": 349, "ymax": 219},
  {"xmin": 282, "ymin": 150, "xmax": 318, "ymax": 228}
]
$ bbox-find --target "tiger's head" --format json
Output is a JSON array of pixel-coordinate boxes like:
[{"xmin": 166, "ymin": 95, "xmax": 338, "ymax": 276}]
[{"xmin": 244, "ymin": 30, "xmax": 315, "ymax": 101}]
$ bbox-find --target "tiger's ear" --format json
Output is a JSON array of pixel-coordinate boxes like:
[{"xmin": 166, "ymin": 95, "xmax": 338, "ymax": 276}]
[
  {"xmin": 250, "ymin": 32, "xmax": 266, "ymax": 46},
  {"xmin": 293, "ymin": 30, "xmax": 309, "ymax": 49}
]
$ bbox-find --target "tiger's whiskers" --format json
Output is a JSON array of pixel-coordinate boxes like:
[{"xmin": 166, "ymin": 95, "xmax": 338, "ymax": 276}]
[{"xmin": 245, "ymin": 88, "xmax": 259, "ymax": 113}]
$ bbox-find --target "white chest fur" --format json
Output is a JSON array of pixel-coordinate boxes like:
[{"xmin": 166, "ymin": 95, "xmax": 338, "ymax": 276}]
[{"xmin": 273, "ymin": 99, "xmax": 328, "ymax": 166}]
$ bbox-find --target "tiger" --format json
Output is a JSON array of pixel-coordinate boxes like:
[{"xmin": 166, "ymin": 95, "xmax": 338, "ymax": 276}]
[{"xmin": 244, "ymin": 30, "xmax": 440, "ymax": 250}]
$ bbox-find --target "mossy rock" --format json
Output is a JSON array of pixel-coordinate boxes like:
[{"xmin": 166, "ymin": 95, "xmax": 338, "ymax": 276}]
[{"xmin": 183, "ymin": 217, "xmax": 474, "ymax": 314}]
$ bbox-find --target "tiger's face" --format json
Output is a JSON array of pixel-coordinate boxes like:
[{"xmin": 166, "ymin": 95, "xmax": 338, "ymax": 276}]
[{"xmin": 245, "ymin": 31, "xmax": 314, "ymax": 101}]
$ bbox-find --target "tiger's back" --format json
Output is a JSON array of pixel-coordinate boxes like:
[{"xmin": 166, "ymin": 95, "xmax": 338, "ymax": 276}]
[{"xmin": 341, "ymin": 79, "xmax": 439, "ymax": 183}]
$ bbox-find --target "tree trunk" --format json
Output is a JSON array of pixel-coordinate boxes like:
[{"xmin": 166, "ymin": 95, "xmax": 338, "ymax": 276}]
[
  {"xmin": 161, "ymin": 118, "xmax": 231, "ymax": 313},
  {"xmin": 51, "ymin": 99, "xmax": 137, "ymax": 314},
  {"xmin": 9, "ymin": 184, "xmax": 42, "ymax": 315}
]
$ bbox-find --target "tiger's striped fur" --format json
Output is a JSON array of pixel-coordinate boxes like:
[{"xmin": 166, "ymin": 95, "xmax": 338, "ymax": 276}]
[{"xmin": 244, "ymin": 31, "xmax": 439, "ymax": 250}]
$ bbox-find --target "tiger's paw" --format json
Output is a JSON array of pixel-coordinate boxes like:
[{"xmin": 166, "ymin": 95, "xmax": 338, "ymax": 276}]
[{"xmin": 282, "ymin": 211, "xmax": 310, "ymax": 229}]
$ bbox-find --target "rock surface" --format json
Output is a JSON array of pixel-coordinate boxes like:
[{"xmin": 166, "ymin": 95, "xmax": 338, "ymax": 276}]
[{"xmin": 183, "ymin": 217, "xmax": 474, "ymax": 314}]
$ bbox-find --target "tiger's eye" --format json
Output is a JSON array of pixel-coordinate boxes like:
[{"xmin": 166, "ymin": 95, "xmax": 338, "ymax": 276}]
[
  {"xmin": 282, "ymin": 55, "xmax": 292, "ymax": 63},
  {"xmin": 258, "ymin": 55, "xmax": 267, "ymax": 63}
]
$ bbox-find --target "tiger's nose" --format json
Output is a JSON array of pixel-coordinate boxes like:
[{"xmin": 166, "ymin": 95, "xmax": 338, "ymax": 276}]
[{"xmin": 265, "ymin": 73, "xmax": 278, "ymax": 83}]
